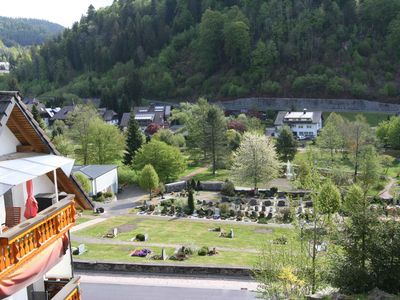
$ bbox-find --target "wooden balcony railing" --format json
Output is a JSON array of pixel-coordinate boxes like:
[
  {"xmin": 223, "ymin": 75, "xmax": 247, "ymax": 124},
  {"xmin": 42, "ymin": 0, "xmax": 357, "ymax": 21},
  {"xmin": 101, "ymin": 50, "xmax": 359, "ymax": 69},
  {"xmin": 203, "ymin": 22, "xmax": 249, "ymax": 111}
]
[
  {"xmin": 51, "ymin": 277, "xmax": 81, "ymax": 300},
  {"xmin": 0, "ymin": 195, "xmax": 76, "ymax": 276}
]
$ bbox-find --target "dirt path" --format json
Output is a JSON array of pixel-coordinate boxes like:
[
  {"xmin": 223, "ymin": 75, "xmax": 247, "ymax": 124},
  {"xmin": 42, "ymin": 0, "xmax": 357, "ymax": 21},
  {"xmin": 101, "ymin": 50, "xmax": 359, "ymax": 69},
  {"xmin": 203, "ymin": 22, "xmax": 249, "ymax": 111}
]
[
  {"xmin": 180, "ymin": 165, "xmax": 209, "ymax": 181},
  {"xmin": 379, "ymin": 177, "xmax": 397, "ymax": 200}
]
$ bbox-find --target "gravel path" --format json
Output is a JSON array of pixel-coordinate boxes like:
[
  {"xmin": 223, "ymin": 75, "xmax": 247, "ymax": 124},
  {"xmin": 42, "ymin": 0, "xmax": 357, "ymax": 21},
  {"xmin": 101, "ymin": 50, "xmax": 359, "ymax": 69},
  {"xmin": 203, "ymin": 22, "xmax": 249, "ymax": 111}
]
[{"xmin": 379, "ymin": 177, "xmax": 397, "ymax": 200}]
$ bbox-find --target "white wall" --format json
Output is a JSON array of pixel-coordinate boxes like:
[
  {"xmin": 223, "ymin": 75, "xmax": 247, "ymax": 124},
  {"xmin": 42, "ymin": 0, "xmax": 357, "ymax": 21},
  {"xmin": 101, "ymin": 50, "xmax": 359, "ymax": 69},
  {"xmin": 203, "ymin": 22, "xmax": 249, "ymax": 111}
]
[
  {"xmin": 0, "ymin": 125, "xmax": 20, "ymax": 156},
  {"xmin": 0, "ymin": 195, "xmax": 5, "ymax": 226},
  {"xmin": 93, "ymin": 169, "xmax": 118, "ymax": 195},
  {"xmin": 10, "ymin": 174, "xmax": 56, "ymax": 221},
  {"xmin": 3, "ymin": 287, "xmax": 28, "ymax": 300},
  {"xmin": 46, "ymin": 247, "xmax": 72, "ymax": 279}
]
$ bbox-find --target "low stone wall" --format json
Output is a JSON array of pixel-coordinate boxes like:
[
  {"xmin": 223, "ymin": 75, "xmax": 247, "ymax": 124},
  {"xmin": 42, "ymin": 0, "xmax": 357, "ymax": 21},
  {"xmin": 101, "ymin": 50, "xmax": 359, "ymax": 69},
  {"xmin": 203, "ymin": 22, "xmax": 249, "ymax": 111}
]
[
  {"xmin": 216, "ymin": 97, "xmax": 400, "ymax": 113},
  {"xmin": 73, "ymin": 260, "xmax": 252, "ymax": 277},
  {"xmin": 165, "ymin": 181, "xmax": 187, "ymax": 193},
  {"xmin": 200, "ymin": 181, "xmax": 224, "ymax": 191}
]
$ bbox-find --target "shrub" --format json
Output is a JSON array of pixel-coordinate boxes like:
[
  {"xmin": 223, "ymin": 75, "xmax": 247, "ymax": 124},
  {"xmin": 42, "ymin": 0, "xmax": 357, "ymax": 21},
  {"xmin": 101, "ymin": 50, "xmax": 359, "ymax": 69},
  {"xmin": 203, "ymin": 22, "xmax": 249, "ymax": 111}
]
[
  {"xmin": 118, "ymin": 165, "xmax": 137, "ymax": 185},
  {"xmin": 270, "ymin": 187, "xmax": 278, "ymax": 195},
  {"xmin": 273, "ymin": 236, "xmax": 288, "ymax": 245},
  {"xmin": 74, "ymin": 173, "xmax": 91, "ymax": 193},
  {"xmin": 221, "ymin": 180, "xmax": 235, "ymax": 196},
  {"xmin": 96, "ymin": 191, "xmax": 103, "ymax": 198},
  {"xmin": 276, "ymin": 207, "xmax": 294, "ymax": 223},
  {"xmin": 104, "ymin": 192, "xmax": 113, "ymax": 198},
  {"xmin": 198, "ymin": 246, "xmax": 209, "ymax": 256},
  {"xmin": 258, "ymin": 217, "xmax": 268, "ymax": 224},
  {"xmin": 136, "ymin": 234, "xmax": 146, "ymax": 241}
]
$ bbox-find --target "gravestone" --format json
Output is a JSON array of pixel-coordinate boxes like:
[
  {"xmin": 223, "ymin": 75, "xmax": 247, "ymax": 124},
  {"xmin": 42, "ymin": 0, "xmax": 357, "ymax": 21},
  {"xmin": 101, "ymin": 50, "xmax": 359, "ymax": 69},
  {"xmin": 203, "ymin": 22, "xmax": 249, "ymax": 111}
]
[
  {"xmin": 73, "ymin": 244, "xmax": 86, "ymax": 255},
  {"xmin": 277, "ymin": 200, "xmax": 286, "ymax": 207},
  {"xmin": 264, "ymin": 200, "xmax": 272, "ymax": 206},
  {"xmin": 262, "ymin": 205, "xmax": 266, "ymax": 212},
  {"xmin": 95, "ymin": 207, "xmax": 105, "ymax": 214},
  {"xmin": 249, "ymin": 199, "xmax": 258, "ymax": 206},
  {"xmin": 161, "ymin": 248, "xmax": 167, "ymax": 260},
  {"xmin": 229, "ymin": 229, "xmax": 234, "ymax": 239},
  {"xmin": 255, "ymin": 206, "xmax": 259, "ymax": 212},
  {"xmin": 305, "ymin": 201, "xmax": 313, "ymax": 208},
  {"xmin": 144, "ymin": 233, "xmax": 149, "ymax": 241},
  {"xmin": 221, "ymin": 196, "xmax": 229, "ymax": 203}
]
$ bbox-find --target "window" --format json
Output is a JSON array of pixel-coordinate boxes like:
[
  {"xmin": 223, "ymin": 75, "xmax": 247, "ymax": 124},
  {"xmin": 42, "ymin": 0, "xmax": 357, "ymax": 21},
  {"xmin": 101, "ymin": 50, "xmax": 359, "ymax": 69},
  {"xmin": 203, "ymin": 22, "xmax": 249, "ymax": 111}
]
[
  {"xmin": 298, "ymin": 125, "xmax": 304, "ymax": 128},
  {"xmin": 307, "ymin": 125, "xmax": 312, "ymax": 128}
]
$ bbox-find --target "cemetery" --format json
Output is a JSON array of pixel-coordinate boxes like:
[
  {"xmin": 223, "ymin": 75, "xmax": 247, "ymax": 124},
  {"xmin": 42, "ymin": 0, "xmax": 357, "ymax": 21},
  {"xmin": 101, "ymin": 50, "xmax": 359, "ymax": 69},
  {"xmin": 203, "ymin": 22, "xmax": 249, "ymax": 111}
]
[
  {"xmin": 137, "ymin": 180, "xmax": 312, "ymax": 225},
  {"xmin": 72, "ymin": 215, "xmax": 300, "ymax": 267}
]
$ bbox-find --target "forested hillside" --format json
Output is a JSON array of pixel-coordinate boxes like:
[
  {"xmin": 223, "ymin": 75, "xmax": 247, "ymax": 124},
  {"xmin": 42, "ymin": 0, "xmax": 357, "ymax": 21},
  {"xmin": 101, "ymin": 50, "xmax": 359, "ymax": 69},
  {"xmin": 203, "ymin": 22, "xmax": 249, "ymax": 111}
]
[
  {"xmin": 0, "ymin": 16, "xmax": 64, "ymax": 46},
  {"xmin": 10, "ymin": 0, "xmax": 400, "ymax": 112}
]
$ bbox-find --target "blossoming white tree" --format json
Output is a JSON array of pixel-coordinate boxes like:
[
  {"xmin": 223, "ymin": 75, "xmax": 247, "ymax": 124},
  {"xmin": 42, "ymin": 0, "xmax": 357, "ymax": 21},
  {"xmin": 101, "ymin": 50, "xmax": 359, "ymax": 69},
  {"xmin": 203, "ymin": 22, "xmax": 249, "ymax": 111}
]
[{"xmin": 231, "ymin": 132, "xmax": 280, "ymax": 190}]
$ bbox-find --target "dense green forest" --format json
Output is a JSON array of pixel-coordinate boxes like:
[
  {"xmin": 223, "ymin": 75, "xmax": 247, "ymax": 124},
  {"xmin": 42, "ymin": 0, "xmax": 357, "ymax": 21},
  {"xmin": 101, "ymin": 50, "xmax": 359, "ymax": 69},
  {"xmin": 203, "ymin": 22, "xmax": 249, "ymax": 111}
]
[
  {"xmin": 0, "ymin": 16, "xmax": 64, "ymax": 47},
  {"xmin": 7, "ymin": 0, "xmax": 400, "ymax": 112}
]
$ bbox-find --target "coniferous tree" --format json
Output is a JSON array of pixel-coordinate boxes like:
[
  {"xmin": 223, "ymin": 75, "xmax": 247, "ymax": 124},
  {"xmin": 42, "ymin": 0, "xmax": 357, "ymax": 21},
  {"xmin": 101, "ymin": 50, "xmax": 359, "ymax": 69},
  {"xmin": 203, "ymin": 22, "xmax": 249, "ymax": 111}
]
[
  {"xmin": 187, "ymin": 189, "xmax": 195, "ymax": 214},
  {"xmin": 276, "ymin": 125, "xmax": 297, "ymax": 161},
  {"xmin": 31, "ymin": 104, "xmax": 46, "ymax": 129},
  {"xmin": 124, "ymin": 113, "xmax": 144, "ymax": 166}
]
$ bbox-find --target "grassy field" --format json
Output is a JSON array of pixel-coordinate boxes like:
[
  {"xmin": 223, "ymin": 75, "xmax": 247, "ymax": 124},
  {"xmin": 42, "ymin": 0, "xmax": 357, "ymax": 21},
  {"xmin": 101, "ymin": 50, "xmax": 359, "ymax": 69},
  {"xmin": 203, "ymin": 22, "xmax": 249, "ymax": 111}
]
[
  {"xmin": 192, "ymin": 169, "xmax": 231, "ymax": 182},
  {"xmin": 71, "ymin": 242, "xmax": 261, "ymax": 267},
  {"xmin": 323, "ymin": 112, "xmax": 392, "ymax": 127},
  {"xmin": 72, "ymin": 216, "xmax": 299, "ymax": 266},
  {"xmin": 76, "ymin": 217, "xmax": 92, "ymax": 225}
]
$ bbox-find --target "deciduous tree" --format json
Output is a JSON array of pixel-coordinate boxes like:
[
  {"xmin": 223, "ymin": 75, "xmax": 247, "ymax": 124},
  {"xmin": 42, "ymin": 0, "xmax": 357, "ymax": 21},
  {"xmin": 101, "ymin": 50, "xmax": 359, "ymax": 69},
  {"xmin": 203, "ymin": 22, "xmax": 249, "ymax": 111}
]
[{"xmin": 231, "ymin": 132, "xmax": 279, "ymax": 189}]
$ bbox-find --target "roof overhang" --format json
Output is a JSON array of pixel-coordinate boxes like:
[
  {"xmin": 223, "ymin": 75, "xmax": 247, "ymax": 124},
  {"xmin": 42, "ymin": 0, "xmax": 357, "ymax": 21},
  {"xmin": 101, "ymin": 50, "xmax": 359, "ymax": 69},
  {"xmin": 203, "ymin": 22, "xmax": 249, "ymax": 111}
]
[{"xmin": 0, "ymin": 153, "xmax": 74, "ymax": 196}]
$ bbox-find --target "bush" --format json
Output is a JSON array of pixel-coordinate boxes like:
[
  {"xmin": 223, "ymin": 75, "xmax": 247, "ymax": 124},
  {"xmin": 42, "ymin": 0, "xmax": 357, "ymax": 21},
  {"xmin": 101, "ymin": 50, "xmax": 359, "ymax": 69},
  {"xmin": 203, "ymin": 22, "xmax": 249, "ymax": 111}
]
[
  {"xmin": 136, "ymin": 233, "xmax": 145, "ymax": 241},
  {"xmin": 273, "ymin": 236, "xmax": 288, "ymax": 245},
  {"xmin": 74, "ymin": 173, "xmax": 91, "ymax": 193},
  {"xmin": 221, "ymin": 180, "xmax": 235, "ymax": 196},
  {"xmin": 270, "ymin": 187, "xmax": 278, "ymax": 195},
  {"xmin": 198, "ymin": 246, "xmax": 209, "ymax": 256},
  {"xmin": 258, "ymin": 217, "xmax": 268, "ymax": 224},
  {"xmin": 104, "ymin": 192, "xmax": 113, "ymax": 198},
  {"xmin": 118, "ymin": 165, "xmax": 137, "ymax": 185},
  {"xmin": 276, "ymin": 207, "xmax": 294, "ymax": 223}
]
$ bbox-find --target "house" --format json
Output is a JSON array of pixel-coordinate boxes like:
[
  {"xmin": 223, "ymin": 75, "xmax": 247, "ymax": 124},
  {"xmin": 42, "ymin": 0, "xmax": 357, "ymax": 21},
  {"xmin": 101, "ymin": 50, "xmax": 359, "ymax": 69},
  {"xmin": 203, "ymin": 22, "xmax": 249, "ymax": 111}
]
[
  {"xmin": 274, "ymin": 109, "xmax": 323, "ymax": 138},
  {"xmin": 97, "ymin": 108, "xmax": 119, "ymax": 125},
  {"xmin": 51, "ymin": 105, "xmax": 75, "ymax": 122},
  {"xmin": 120, "ymin": 104, "xmax": 171, "ymax": 131},
  {"xmin": 0, "ymin": 91, "xmax": 93, "ymax": 300},
  {"xmin": 73, "ymin": 165, "xmax": 118, "ymax": 196},
  {"xmin": 0, "ymin": 62, "xmax": 10, "ymax": 74},
  {"xmin": 23, "ymin": 98, "xmax": 55, "ymax": 126}
]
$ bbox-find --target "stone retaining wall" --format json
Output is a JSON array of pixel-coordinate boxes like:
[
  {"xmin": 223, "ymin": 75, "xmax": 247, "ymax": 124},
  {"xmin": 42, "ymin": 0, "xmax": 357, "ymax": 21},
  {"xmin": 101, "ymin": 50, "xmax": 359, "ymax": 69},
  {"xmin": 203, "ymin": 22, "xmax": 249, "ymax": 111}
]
[
  {"xmin": 73, "ymin": 260, "xmax": 252, "ymax": 277},
  {"xmin": 216, "ymin": 97, "xmax": 400, "ymax": 113}
]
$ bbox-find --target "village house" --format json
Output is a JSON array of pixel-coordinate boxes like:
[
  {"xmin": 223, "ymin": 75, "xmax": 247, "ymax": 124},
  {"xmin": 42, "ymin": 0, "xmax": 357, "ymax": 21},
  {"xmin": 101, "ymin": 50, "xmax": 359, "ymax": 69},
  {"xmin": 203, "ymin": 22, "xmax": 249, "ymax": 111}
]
[
  {"xmin": 72, "ymin": 165, "xmax": 118, "ymax": 197},
  {"xmin": 0, "ymin": 91, "xmax": 93, "ymax": 300},
  {"xmin": 120, "ymin": 104, "xmax": 171, "ymax": 131},
  {"xmin": 51, "ymin": 105, "xmax": 118, "ymax": 125},
  {"xmin": 274, "ymin": 109, "xmax": 323, "ymax": 139},
  {"xmin": 23, "ymin": 98, "xmax": 56, "ymax": 126},
  {"xmin": 0, "ymin": 62, "xmax": 10, "ymax": 74}
]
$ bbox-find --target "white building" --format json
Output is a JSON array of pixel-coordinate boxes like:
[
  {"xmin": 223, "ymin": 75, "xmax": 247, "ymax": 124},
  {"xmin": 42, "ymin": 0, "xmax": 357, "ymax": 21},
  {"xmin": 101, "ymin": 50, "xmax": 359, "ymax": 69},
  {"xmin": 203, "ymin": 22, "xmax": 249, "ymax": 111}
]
[
  {"xmin": 73, "ymin": 165, "xmax": 118, "ymax": 196},
  {"xmin": 0, "ymin": 62, "xmax": 10, "ymax": 74},
  {"xmin": 0, "ymin": 91, "xmax": 92, "ymax": 300},
  {"xmin": 274, "ymin": 110, "xmax": 323, "ymax": 138}
]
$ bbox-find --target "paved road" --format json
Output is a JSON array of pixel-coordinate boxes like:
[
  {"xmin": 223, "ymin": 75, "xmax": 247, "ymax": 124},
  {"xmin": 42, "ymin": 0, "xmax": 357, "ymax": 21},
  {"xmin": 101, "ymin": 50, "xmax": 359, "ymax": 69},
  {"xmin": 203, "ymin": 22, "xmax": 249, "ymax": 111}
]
[
  {"xmin": 80, "ymin": 283, "xmax": 257, "ymax": 300},
  {"xmin": 78, "ymin": 271, "xmax": 258, "ymax": 300}
]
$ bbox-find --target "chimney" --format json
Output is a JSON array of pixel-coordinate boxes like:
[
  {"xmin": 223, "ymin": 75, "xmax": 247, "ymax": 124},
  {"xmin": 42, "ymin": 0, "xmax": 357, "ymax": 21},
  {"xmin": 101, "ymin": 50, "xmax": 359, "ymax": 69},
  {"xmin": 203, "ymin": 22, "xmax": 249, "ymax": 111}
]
[{"xmin": 303, "ymin": 108, "xmax": 307, "ymax": 115}]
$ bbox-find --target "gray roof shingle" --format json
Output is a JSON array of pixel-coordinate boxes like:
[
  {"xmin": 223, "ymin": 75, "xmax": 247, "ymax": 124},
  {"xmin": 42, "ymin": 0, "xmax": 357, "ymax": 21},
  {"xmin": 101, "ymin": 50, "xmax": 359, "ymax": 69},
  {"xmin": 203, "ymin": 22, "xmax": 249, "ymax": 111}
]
[{"xmin": 73, "ymin": 165, "xmax": 118, "ymax": 179}]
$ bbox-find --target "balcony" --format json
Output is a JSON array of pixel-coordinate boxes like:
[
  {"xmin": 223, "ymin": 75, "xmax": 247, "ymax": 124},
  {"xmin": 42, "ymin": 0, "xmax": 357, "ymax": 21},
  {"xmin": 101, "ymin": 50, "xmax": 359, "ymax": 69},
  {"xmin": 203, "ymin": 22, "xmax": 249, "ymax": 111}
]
[
  {"xmin": 0, "ymin": 195, "xmax": 76, "ymax": 277},
  {"xmin": 51, "ymin": 277, "xmax": 81, "ymax": 300}
]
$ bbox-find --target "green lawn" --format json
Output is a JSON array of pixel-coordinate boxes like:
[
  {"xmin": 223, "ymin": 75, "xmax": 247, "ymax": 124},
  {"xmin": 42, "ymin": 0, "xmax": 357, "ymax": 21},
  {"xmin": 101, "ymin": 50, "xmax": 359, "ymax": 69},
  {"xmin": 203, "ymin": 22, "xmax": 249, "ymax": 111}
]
[
  {"xmin": 76, "ymin": 217, "xmax": 92, "ymax": 225},
  {"xmin": 192, "ymin": 169, "xmax": 230, "ymax": 182},
  {"xmin": 71, "ymin": 242, "xmax": 260, "ymax": 267},
  {"xmin": 72, "ymin": 216, "xmax": 299, "ymax": 266}
]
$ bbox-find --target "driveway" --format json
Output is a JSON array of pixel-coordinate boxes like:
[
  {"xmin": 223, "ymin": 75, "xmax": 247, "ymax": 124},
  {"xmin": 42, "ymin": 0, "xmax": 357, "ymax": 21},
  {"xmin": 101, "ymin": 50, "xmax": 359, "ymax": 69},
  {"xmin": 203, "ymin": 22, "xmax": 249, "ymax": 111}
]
[{"xmin": 95, "ymin": 184, "xmax": 147, "ymax": 216}]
